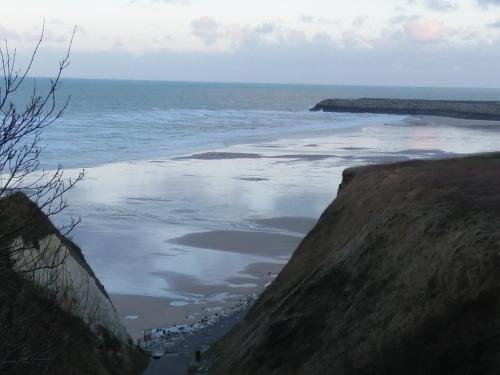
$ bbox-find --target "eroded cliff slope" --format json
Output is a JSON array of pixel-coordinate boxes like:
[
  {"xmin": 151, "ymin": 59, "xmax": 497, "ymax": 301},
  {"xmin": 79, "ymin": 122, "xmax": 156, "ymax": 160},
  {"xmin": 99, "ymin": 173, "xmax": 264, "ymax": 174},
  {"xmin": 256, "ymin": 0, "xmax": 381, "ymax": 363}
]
[{"xmin": 209, "ymin": 153, "xmax": 500, "ymax": 375}]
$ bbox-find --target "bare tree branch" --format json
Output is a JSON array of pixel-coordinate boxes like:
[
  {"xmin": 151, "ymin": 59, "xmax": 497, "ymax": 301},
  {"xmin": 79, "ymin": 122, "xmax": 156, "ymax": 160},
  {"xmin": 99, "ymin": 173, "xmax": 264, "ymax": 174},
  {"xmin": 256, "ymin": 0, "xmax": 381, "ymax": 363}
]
[{"xmin": 0, "ymin": 24, "xmax": 95, "ymax": 374}]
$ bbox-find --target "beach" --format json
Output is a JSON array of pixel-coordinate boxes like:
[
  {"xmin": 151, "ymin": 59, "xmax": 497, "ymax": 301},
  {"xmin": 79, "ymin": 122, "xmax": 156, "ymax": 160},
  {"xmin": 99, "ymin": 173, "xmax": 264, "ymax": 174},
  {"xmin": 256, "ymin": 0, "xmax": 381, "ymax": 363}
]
[
  {"xmin": 4, "ymin": 3, "xmax": 500, "ymax": 374},
  {"xmin": 53, "ymin": 115, "xmax": 500, "ymax": 340}
]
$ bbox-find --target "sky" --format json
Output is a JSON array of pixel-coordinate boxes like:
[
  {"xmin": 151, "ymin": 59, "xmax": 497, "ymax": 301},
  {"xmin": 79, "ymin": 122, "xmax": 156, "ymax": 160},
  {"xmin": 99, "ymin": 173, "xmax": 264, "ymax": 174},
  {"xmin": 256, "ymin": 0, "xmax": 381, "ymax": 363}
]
[{"xmin": 1, "ymin": 0, "xmax": 500, "ymax": 86}]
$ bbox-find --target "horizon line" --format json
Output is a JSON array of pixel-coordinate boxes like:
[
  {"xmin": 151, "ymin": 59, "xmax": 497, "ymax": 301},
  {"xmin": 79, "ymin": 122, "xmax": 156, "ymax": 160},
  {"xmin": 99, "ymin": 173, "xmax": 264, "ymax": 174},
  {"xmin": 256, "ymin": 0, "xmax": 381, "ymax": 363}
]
[{"xmin": 26, "ymin": 75, "xmax": 500, "ymax": 91}]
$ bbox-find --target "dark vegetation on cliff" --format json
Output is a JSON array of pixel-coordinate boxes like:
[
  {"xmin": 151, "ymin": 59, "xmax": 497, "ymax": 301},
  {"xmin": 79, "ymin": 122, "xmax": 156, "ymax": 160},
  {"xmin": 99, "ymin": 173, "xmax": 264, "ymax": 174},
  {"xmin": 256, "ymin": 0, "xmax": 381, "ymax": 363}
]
[
  {"xmin": 311, "ymin": 98, "xmax": 500, "ymax": 120},
  {"xmin": 0, "ymin": 193, "xmax": 148, "ymax": 375},
  {"xmin": 209, "ymin": 153, "xmax": 500, "ymax": 374}
]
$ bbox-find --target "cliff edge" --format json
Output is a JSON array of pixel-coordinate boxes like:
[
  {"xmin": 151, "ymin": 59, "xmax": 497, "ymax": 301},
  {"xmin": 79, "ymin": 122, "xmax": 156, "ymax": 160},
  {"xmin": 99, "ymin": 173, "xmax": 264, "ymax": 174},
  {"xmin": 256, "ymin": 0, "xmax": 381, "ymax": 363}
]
[
  {"xmin": 311, "ymin": 98, "xmax": 500, "ymax": 120},
  {"xmin": 208, "ymin": 153, "xmax": 500, "ymax": 374},
  {"xmin": 0, "ymin": 193, "xmax": 148, "ymax": 374}
]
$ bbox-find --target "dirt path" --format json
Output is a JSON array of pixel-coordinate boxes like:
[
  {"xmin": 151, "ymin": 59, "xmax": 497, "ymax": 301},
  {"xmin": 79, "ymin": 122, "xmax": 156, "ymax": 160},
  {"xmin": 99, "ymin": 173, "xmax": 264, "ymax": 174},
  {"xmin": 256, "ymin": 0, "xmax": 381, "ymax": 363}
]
[{"xmin": 143, "ymin": 308, "xmax": 247, "ymax": 375}]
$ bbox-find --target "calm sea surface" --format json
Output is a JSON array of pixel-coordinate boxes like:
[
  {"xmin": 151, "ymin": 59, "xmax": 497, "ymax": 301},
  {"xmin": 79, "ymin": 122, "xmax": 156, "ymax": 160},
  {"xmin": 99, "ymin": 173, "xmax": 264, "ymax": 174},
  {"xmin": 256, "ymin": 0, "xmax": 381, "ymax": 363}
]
[{"xmin": 12, "ymin": 79, "xmax": 500, "ymax": 169}]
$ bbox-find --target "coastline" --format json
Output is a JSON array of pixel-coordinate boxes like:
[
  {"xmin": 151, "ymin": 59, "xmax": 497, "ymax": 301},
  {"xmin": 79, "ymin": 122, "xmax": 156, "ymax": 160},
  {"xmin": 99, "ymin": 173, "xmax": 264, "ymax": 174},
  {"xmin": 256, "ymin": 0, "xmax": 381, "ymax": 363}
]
[{"xmin": 53, "ymin": 114, "xmax": 500, "ymax": 347}]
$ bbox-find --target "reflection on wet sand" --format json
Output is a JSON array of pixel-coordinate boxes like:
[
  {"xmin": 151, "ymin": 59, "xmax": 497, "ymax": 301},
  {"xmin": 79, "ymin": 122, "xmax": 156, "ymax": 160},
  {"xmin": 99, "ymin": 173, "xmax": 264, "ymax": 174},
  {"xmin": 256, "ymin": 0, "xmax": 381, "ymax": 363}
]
[
  {"xmin": 56, "ymin": 117, "xmax": 500, "ymax": 337},
  {"xmin": 170, "ymin": 230, "xmax": 302, "ymax": 257}
]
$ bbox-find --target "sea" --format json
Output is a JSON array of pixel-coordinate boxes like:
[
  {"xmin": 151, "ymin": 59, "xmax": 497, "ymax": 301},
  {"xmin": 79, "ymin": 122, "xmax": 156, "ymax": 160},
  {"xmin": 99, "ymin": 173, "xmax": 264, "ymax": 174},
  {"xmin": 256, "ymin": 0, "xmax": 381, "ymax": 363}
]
[
  {"xmin": 12, "ymin": 78, "xmax": 500, "ymax": 170},
  {"xmin": 9, "ymin": 78, "xmax": 500, "ymax": 335}
]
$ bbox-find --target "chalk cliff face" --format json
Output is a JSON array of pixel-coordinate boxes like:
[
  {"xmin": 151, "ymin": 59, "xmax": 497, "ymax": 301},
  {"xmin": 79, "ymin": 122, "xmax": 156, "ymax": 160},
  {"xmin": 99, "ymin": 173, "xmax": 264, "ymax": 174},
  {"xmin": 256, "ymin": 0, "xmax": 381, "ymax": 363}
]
[
  {"xmin": 3, "ymin": 192, "xmax": 128, "ymax": 344},
  {"xmin": 209, "ymin": 153, "xmax": 500, "ymax": 375},
  {"xmin": 0, "ymin": 193, "xmax": 146, "ymax": 375}
]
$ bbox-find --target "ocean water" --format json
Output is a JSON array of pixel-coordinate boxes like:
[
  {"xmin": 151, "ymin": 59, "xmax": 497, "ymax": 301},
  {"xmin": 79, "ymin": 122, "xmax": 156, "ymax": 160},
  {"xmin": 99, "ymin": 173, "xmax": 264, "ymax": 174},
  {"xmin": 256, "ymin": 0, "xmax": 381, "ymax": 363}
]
[{"xmin": 11, "ymin": 79, "xmax": 500, "ymax": 169}]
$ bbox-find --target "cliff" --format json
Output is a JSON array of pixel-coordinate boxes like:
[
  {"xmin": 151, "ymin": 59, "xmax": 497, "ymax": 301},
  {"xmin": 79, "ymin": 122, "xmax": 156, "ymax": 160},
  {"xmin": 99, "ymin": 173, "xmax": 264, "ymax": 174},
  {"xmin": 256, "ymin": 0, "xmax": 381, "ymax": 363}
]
[
  {"xmin": 208, "ymin": 153, "xmax": 500, "ymax": 375},
  {"xmin": 0, "ymin": 193, "xmax": 147, "ymax": 374},
  {"xmin": 311, "ymin": 98, "xmax": 500, "ymax": 120}
]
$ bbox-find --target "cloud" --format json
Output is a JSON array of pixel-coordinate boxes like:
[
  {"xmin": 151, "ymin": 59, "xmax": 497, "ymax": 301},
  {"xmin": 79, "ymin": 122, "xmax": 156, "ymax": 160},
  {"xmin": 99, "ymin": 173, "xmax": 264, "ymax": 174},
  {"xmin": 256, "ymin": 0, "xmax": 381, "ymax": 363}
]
[
  {"xmin": 18, "ymin": 21, "xmax": 500, "ymax": 89},
  {"xmin": 424, "ymin": 0, "xmax": 458, "ymax": 11},
  {"xmin": 402, "ymin": 0, "xmax": 457, "ymax": 11},
  {"xmin": 488, "ymin": 19, "xmax": 500, "ymax": 28},
  {"xmin": 340, "ymin": 30, "xmax": 372, "ymax": 48},
  {"xmin": 477, "ymin": 0, "xmax": 500, "ymax": 8},
  {"xmin": 152, "ymin": 0, "xmax": 191, "ymax": 2},
  {"xmin": 130, "ymin": 0, "xmax": 193, "ymax": 4},
  {"xmin": 352, "ymin": 16, "xmax": 368, "ymax": 27},
  {"xmin": 390, "ymin": 14, "xmax": 419, "ymax": 25},
  {"xmin": 237, "ymin": 23, "xmax": 299, "ymax": 49},
  {"xmin": 37, "ymin": 36, "xmax": 499, "ymax": 88},
  {"xmin": 254, "ymin": 22, "xmax": 278, "ymax": 34},
  {"xmin": 76, "ymin": 25, "xmax": 87, "ymax": 36},
  {"xmin": 191, "ymin": 16, "xmax": 222, "ymax": 45},
  {"xmin": 0, "ymin": 25, "xmax": 21, "ymax": 41},
  {"xmin": 404, "ymin": 17, "xmax": 444, "ymax": 43},
  {"xmin": 297, "ymin": 14, "xmax": 339, "ymax": 25},
  {"xmin": 23, "ymin": 26, "xmax": 68, "ymax": 44},
  {"xmin": 190, "ymin": 18, "xmax": 284, "ymax": 48},
  {"xmin": 299, "ymin": 14, "xmax": 314, "ymax": 23}
]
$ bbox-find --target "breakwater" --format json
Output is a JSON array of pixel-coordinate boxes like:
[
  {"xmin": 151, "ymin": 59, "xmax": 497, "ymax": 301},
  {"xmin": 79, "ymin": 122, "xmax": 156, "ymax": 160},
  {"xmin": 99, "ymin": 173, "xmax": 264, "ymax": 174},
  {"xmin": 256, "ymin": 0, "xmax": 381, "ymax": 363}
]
[{"xmin": 311, "ymin": 98, "xmax": 500, "ymax": 120}]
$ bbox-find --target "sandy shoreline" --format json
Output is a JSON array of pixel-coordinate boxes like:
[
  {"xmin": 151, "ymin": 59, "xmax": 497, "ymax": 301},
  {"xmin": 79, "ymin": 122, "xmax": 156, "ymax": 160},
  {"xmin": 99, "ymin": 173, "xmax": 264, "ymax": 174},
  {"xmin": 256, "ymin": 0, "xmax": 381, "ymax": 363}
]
[
  {"xmin": 111, "ymin": 293, "xmax": 255, "ymax": 340},
  {"xmin": 170, "ymin": 230, "xmax": 303, "ymax": 257},
  {"xmin": 111, "ymin": 258, "xmax": 283, "ymax": 339}
]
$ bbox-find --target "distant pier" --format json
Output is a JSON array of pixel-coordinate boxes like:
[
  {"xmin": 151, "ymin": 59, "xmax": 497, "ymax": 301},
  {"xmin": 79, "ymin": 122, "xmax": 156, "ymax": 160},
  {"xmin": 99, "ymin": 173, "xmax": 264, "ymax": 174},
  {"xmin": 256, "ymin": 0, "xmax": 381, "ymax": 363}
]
[{"xmin": 310, "ymin": 98, "xmax": 500, "ymax": 121}]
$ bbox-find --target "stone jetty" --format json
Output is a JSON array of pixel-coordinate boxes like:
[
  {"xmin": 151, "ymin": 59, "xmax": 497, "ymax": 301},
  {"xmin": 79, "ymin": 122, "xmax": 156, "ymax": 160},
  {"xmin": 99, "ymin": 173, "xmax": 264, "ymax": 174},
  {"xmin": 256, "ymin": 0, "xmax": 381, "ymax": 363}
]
[{"xmin": 311, "ymin": 98, "xmax": 500, "ymax": 120}]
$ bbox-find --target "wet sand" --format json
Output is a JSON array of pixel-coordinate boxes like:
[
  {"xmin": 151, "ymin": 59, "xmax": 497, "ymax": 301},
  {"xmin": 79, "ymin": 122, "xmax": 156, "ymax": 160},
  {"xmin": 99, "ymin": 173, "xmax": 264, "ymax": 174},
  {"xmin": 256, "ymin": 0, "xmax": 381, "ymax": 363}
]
[
  {"xmin": 170, "ymin": 230, "xmax": 302, "ymax": 257},
  {"xmin": 111, "ymin": 260, "xmax": 280, "ymax": 339},
  {"xmin": 252, "ymin": 217, "xmax": 317, "ymax": 234},
  {"xmin": 111, "ymin": 293, "xmax": 259, "ymax": 340},
  {"xmin": 55, "ymin": 115, "xmax": 500, "ymax": 340},
  {"xmin": 173, "ymin": 152, "xmax": 262, "ymax": 160},
  {"xmin": 414, "ymin": 115, "xmax": 500, "ymax": 128}
]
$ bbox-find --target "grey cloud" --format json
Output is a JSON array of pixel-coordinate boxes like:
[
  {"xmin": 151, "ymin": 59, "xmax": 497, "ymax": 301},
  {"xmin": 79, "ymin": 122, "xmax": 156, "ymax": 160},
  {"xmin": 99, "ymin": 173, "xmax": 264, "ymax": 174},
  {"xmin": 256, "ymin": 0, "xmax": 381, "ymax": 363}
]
[
  {"xmin": 191, "ymin": 19, "xmax": 282, "ymax": 48},
  {"xmin": 191, "ymin": 16, "xmax": 222, "ymax": 45},
  {"xmin": 113, "ymin": 39, "xmax": 124, "ymax": 48},
  {"xmin": 352, "ymin": 16, "xmax": 368, "ymax": 27},
  {"xmin": 0, "ymin": 25, "xmax": 21, "ymax": 40},
  {"xmin": 424, "ymin": 0, "xmax": 458, "ymax": 11},
  {"xmin": 477, "ymin": 0, "xmax": 500, "ymax": 8},
  {"xmin": 280, "ymin": 30, "xmax": 307, "ymax": 45},
  {"xmin": 23, "ymin": 27, "xmax": 67, "ymax": 44},
  {"xmin": 390, "ymin": 14, "xmax": 419, "ymax": 25},
  {"xmin": 76, "ymin": 25, "xmax": 87, "ymax": 36},
  {"xmin": 0, "ymin": 24, "xmax": 69, "ymax": 45},
  {"xmin": 151, "ymin": 0, "xmax": 193, "ymax": 3},
  {"xmin": 298, "ymin": 14, "xmax": 339, "ymax": 25},
  {"xmin": 299, "ymin": 14, "xmax": 314, "ymax": 23},
  {"xmin": 401, "ymin": 0, "xmax": 457, "ymax": 11},
  {"xmin": 130, "ymin": 0, "xmax": 193, "ymax": 4},
  {"xmin": 457, "ymin": 27, "xmax": 482, "ymax": 40},
  {"xmin": 340, "ymin": 30, "xmax": 371, "ymax": 47},
  {"xmin": 236, "ymin": 24, "xmax": 285, "ymax": 49},
  {"xmin": 488, "ymin": 19, "xmax": 500, "ymax": 27},
  {"xmin": 49, "ymin": 18, "xmax": 64, "ymax": 25},
  {"xmin": 254, "ymin": 22, "xmax": 278, "ymax": 34},
  {"xmin": 311, "ymin": 32, "xmax": 333, "ymax": 44}
]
